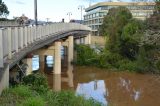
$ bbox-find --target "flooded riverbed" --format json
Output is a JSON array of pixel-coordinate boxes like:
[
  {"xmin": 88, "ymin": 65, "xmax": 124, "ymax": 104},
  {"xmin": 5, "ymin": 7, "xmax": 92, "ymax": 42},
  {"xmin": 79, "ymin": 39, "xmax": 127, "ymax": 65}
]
[
  {"xmin": 45, "ymin": 64, "xmax": 160, "ymax": 106},
  {"xmin": 10, "ymin": 54, "xmax": 160, "ymax": 106}
]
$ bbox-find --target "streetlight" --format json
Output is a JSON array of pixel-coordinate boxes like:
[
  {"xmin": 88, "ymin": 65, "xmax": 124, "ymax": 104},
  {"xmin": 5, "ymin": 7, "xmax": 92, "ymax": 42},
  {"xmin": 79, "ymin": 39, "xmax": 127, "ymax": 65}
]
[
  {"xmin": 46, "ymin": 18, "xmax": 50, "ymax": 24},
  {"xmin": 78, "ymin": 5, "xmax": 85, "ymax": 24},
  {"xmin": 67, "ymin": 12, "xmax": 72, "ymax": 22},
  {"xmin": 34, "ymin": 0, "xmax": 38, "ymax": 25}
]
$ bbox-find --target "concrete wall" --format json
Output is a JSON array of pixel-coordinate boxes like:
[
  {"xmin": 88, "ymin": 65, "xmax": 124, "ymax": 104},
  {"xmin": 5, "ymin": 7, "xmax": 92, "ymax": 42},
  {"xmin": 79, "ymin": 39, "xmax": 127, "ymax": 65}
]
[
  {"xmin": 91, "ymin": 35, "xmax": 105, "ymax": 46},
  {"xmin": 0, "ymin": 21, "xmax": 19, "ymax": 27},
  {"xmin": 0, "ymin": 64, "xmax": 9, "ymax": 95}
]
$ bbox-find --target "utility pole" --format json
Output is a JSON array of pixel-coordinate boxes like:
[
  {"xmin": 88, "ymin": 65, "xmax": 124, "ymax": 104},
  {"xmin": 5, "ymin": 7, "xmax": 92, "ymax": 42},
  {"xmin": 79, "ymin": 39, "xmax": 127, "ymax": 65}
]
[
  {"xmin": 34, "ymin": 0, "xmax": 38, "ymax": 25},
  {"xmin": 67, "ymin": 12, "xmax": 72, "ymax": 22},
  {"xmin": 78, "ymin": 5, "xmax": 85, "ymax": 24}
]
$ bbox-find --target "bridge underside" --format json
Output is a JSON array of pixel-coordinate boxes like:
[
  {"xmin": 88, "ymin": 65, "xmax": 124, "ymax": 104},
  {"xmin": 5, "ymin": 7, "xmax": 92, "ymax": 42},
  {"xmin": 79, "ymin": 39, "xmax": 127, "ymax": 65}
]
[{"xmin": 5, "ymin": 30, "xmax": 89, "ymax": 69}]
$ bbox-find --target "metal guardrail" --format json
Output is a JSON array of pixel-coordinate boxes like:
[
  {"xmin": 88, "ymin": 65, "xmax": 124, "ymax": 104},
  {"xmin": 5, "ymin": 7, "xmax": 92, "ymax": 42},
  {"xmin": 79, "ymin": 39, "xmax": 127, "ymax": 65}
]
[{"xmin": 0, "ymin": 23, "xmax": 91, "ymax": 68}]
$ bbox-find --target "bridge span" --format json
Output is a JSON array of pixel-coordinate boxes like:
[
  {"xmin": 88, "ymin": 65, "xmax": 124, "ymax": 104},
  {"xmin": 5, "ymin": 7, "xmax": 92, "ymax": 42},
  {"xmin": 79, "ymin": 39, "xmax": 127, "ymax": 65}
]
[{"xmin": 0, "ymin": 23, "xmax": 91, "ymax": 94}]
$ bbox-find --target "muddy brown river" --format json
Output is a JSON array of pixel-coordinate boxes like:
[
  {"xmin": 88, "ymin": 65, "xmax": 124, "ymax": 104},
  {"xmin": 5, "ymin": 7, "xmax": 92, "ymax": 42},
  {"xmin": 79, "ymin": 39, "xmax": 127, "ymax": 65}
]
[
  {"xmin": 44, "ymin": 63, "xmax": 160, "ymax": 106},
  {"xmin": 10, "ymin": 54, "xmax": 160, "ymax": 106}
]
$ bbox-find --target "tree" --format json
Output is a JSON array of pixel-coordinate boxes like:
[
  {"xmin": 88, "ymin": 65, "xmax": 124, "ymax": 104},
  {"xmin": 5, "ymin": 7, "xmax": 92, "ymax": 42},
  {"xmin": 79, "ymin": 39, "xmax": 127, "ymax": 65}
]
[
  {"xmin": 99, "ymin": 6, "xmax": 146, "ymax": 60},
  {"xmin": 0, "ymin": 0, "xmax": 9, "ymax": 17},
  {"xmin": 99, "ymin": 7, "xmax": 132, "ymax": 53},
  {"xmin": 121, "ymin": 19, "xmax": 144, "ymax": 59},
  {"xmin": 155, "ymin": 0, "xmax": 160, "ymax": 13}
]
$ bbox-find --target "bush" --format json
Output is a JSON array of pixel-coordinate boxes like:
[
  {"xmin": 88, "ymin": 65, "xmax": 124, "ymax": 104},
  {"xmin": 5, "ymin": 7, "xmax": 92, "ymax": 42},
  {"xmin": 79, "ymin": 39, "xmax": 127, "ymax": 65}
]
[
  {"xmin": 75, "ymin": 44, "xmax": 98, "ymax": 65},
  {"xmin": 22, "ymin": 73, "xmax": 48, "ymax": 93},
  {"xmin": 118, "ymin": 60, "xmax": 138, "ymax": 71},
  {"xmin": 156, "ymin": 60, "xmax": 160, "ymax": 72}
]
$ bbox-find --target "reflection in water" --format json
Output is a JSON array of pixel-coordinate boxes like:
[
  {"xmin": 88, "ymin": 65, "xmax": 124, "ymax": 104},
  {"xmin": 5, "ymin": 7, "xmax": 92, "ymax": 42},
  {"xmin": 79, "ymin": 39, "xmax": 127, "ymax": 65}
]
[
  {"xmin": 119, "ymin": 77, "xmax": 141, "ymax": 102},
  {"xmin": 76, "ymin": 80, "xmax": 107, "ymax": 105},
  {"xmin": 133, "ymin": 89, "xmax": 141, "ymax": 101},
  {"xmin": 32, "ymin": 55, "xmax": 39, "ymax": 71},
  {"xmin": 46, "ymin": 56, "xmax": 54, "ymax": 68}
]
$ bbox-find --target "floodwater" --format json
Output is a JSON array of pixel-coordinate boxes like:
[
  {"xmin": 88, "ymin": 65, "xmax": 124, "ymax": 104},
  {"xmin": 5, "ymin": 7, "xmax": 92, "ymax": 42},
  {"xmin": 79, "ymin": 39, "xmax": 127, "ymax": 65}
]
[
  {"xmin": 7, "ymin": 45, "xmax": 160, "ymax": 106},
  {"xmin": 10, "ymin": 50, "xmax": 160, "ymax": 106},
  {"xmin": 36, "ymin": 55, "xmax": 160, "ymax": 106}
]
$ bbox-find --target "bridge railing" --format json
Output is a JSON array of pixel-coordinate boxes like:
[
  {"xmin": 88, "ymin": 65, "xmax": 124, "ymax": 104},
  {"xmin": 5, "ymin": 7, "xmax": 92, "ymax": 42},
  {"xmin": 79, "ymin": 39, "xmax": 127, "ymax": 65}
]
[{"xmin": 0, "ymin": 23, "xmax": 91, "ymax": 68}]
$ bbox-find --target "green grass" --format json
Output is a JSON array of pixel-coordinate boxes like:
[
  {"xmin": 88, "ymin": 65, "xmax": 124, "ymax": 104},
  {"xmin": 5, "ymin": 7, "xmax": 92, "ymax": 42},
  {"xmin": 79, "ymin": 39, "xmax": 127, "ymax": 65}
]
[{"xmin": 17, "ymin": 97, "xmax": 45, "ymax": 106}]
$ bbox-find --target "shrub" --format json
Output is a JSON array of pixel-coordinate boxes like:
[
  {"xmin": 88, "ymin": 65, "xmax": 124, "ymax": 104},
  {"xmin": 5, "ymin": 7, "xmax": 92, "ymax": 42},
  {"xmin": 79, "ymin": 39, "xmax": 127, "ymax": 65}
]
[
  {"xmin": 118, "ymin": 60, "xmax": 138, "ymax": 72},
  {"xmin": 75, "ymin": 44, "xmax": 97, "ymax": 65},
  {"xmin": 156, "ymin": 60, "xmax": 160, "ymax": 72},
  {"xmin": 22, "ymin": 73, "xmax": 48, "ymax": 93}
]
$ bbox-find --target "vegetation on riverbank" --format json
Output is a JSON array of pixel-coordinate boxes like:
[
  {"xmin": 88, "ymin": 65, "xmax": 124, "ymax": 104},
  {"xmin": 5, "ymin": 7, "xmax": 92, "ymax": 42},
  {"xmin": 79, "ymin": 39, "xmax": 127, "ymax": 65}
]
[
  {"xmin": 75, "ymin": 6, "xmax": 160, "ymax": 74},
  {"xmin": 0, "ymin": 74, "xmax": 101, "ymax": 106}
]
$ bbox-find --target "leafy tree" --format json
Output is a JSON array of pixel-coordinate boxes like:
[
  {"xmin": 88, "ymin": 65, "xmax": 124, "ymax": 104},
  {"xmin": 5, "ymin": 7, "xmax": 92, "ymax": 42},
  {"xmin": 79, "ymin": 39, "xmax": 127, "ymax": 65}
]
[
  {"xmin": 100, "ymin": 6, "xmax": 146, "ymax": 60},
  {"xmin": 120, "ymin": 19, "xmax": 144, "ymax": 59},
  {"xmin": 155, "ymin": 0, "xmax": 160, "ymax": 13},
  {"xmin": 0, "ymin": 0, "xmax": 9, "ymax": 17},
  {"xmin": 100, "ymin": 7, "xmax": 133, "ymax": 54}
]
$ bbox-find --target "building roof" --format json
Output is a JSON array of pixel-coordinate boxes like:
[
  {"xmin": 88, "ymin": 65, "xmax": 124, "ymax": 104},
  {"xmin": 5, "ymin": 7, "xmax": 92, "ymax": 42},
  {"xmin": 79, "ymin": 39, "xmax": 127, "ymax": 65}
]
[{"xmin": 85, "ymin": 2, "xmax": 155, "ymax": 12}]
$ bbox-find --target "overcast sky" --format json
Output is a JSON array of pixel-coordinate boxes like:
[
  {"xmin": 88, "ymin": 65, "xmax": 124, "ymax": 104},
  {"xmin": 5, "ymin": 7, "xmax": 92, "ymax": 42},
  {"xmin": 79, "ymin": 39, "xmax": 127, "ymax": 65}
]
[{"xmin": 5, "ymin": 0, "xmax": 136, "ymax": 22}]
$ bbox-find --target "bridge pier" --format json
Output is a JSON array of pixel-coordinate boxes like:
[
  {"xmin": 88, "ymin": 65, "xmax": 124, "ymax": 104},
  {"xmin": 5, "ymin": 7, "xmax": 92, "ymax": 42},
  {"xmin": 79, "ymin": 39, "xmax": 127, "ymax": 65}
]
[
  {"xmin": 85, "ymin": 33, "xmax": 91, "ymax": 44},
  {"xmin": 53, "ymin": 74, "xmax": 61, "ymax": 91},
  {"xmin": 74, "ymin": 34, "xmax": 91, "ymax": 45},
  {"xmin": 75, "ymin": 39, "xmax": 80, "ymax": 44},
  {"xmin": 23, "ymin": 58, "xmax": 32, "ymax": 75},
  {"xmin": 39, "ymin": 55, "xmax": 45, "ymax": 73},
  {"xmin": 0, "ymin": 64, "xmax": 9, "ymax": 95},
  {"xmin": 68, "ymin": 36, "xmax": 74, "ymax": 63},
  {"xmin": 67, "ymin": 63, "xmax": 74, "ymax": 88},
  {"xmin": 54, "ymin": 41, "xmax": 61, "ymax": 74}
]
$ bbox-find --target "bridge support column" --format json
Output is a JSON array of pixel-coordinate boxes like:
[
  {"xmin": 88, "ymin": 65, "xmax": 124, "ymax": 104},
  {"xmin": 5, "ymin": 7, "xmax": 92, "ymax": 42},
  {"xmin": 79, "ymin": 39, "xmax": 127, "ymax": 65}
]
[
  {"xmin": 80, "ymin": 37, "xmax": 85, "ymax": 44},
  {"xmin": 0, "ymin": 64, "xmax": 9, "ymax": 95},
  {"xmin": 24, "ymin": 58, "xmax": 32, "ymax": 75},
  {"xmin": 67, "ymin": 63, "xmax": 74, "ymax": 88},
  {"xmin": 53, "ymin": 74, "xmax": 61, "ymax": 91},
  {"xmin": 39, "ymin": 55, "xmax": 45, "ymax": 73},
  {"xmin": 85, "ymin": 33, "xmax": 91, "ymax": 44},
  {"xmin": 54, "ymin": 41, "xmax": 61, "ymax": 74},
  {"xmin": 75, "ymin": 39, "xmax": 80, "ymax": 44},
  {"xmin": 68, "ymin": 36, "xmax": 73, "ymax": 63}
]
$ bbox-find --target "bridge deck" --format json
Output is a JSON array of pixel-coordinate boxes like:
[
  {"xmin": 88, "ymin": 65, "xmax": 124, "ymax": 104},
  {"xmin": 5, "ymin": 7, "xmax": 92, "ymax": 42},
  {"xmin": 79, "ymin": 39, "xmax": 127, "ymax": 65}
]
[{"xmin": 0, "ymin": 23, "xmax": 91, "ymax": 69}]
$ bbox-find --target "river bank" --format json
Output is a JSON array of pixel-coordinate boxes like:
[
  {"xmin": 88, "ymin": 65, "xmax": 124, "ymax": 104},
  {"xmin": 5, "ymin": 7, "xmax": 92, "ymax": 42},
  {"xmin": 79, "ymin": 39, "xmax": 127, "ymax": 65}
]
[{"xmin": 0, "ymin": 73, "xmax": 101, "ymax": 106}]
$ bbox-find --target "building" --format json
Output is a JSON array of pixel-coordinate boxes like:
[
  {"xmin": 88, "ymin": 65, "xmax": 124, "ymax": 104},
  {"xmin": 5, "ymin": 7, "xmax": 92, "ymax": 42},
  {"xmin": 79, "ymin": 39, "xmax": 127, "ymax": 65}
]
[{"xmin": 84, "ymin": 1, "xmax": 155, "ymax": 36}]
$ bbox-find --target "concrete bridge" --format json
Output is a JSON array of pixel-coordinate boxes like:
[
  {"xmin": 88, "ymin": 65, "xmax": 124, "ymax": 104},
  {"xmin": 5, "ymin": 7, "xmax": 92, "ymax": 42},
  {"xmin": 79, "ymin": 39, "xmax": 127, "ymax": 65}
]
[{"xmin": 0, "ymin": 23, "xmax": 91, "ymax": 94}]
